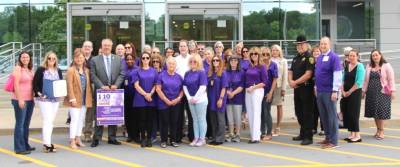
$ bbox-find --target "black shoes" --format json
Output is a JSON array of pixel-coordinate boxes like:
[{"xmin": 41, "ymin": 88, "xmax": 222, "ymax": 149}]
[
  {"xmin": 170, "ymin": 142, "xmax": 179, "ymax": 147},
  {"xmin": 108, "ymin": 140, "xmax": 121, "ymax": 145},
  {"xmin": 43, "ymin": 144, "xmax": 56, "ymax": 153},
  {"xmin": 209, "ymin": 141, "xmax": 223, "ymax": 145},
  {"xmin": 27, "ymin": 147, "xmax": 35, "ymax": 151},
  {"xmin": 300, "ymin": 139, "xmax": 313, "ymax": 145},
  {"xmin": 140, "ymin": 139, "xmax": 152, "ymax": 148},
  {"xmin": 126, "ymin": 138, "xmax": 134, "ymax": 143},
  {"xmin": 141, "ymin": 140, "xmax": 146, "ymax": 148},
  {"xmin": 160, "ymin": 142, "xmax": 167, "ymax": 148},
  {"xmin": 348, "ymin": 138, "xmax": 362, "ymax": 143},
  {"xmin": 146, "ymin": 140, "xmax": 152, "ymax": 147},
  {"xmin": 91, "ymin": 140, "xmax": 99, "ymax": 147},
  {"xmin": 248, "ymin": 140, "xmax": 260, "ymax": 144},
  {"xmin": 16, "ymin": 150, "xmax": 31, "ymax": 155},
  {"xmin": 292, "ymin": 136, "xmax": 303, "ymax": 141}
]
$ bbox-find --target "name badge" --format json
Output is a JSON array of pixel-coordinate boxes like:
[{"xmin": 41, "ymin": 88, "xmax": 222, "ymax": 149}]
[
  {"xmin": 124, "ymin": 79, "xmax": 128, "ymax": 86},
  {"xmin": 322, "ymin": 56, "xmax": 329, "ymax": 62}
]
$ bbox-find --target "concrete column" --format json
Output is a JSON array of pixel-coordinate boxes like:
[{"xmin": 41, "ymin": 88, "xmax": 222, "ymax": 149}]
[{"xmin": 374, "ymin": 0, "xmax": 400, "ymax": 50}]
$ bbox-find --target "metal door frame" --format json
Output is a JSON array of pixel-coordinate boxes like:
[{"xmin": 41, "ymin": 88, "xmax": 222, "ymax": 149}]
[
  {"xmin": 66, "ymin": 2, "xmax": 144, "ymax": 65},
  {"xmin": 165, "ymin": 1, "xmax": 242, "ymax": 47}
]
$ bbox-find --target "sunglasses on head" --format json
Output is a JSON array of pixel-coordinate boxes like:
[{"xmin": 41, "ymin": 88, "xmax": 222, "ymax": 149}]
[{"xmin": 142, "ymin": 57, "xmax": 150, "ymax": 60}]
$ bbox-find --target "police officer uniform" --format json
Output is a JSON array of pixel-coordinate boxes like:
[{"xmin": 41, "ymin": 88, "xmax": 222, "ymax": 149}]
[{"xmin": 290, "ymin": 35, "xmax": 315, "ymax": 145}]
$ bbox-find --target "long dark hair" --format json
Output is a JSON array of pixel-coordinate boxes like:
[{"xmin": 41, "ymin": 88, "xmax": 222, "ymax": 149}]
[
  {"xmin": 125, "ymin": 42, "xmax": 137, "ymax": 58},
  {"xmin": 139, "ymin": 52, "xmax": 152, "ymax": 68},
  {"xmin": 370, "ymin": 49, "xmax": 387, "ymax": 68},
  {"xmin": 18, "ymin": 51, "xmax": 33, "ymax": 70}
]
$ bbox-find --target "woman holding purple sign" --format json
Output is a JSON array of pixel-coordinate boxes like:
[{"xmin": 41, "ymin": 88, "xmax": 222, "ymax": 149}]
[
  {"xmin": 245, "ymin": 47, "xmax": 267, "ymax": 144},
  {"xmin": 156, "ymin": 57, "xmax": 184, "ymax": 148},
  {"xmin": 64, "ymin": 48, "xmax": 93, "ymax": 149},
  {"xmin": 132, "ymin": 52, "xmax": 158, "ymax": 148},
  {"xmin": 183, "ymin": 54, "xmax": 208, "ymax": 147},
  {"xmin": 207, "ymin": 55, "xmax": 228, "ymax": 145}
]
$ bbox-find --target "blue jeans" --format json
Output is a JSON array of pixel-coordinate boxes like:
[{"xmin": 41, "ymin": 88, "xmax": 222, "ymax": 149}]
[
  {"xmin": 316, "ymin": 92, "xmax": 339, "ymax": 145},
  {"xmin": 189, "ymin": 102, "xmax": 208, "ymax": 139},
  {"xmin": 261, "ymin": 99, "xmax": 273, "ymax": 135},
  {"xmin": 12, "ymin": 100, "xmax": 34, "ymax": 152}
]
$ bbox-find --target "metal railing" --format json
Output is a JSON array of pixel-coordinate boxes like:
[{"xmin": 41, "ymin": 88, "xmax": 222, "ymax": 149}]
[
  {"xmin": 0, "ymin": 42, "xmax": 42, "ymax": 73},
  {"xmin": 153, "ymin": 39, "xmax": 377, "ymax": 59}
]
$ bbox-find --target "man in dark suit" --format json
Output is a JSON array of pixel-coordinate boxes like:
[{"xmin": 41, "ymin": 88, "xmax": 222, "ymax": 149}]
[{"xmin": 90, "ymin": 38, "xmax": 125, "ymax": 147}]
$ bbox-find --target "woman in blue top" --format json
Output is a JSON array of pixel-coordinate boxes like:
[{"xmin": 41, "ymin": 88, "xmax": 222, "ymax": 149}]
[
  {"xmin": 260, "ymin": 47, "xmax": 278, "ymax": 141},
  {"xmin": 183, "ymin": 54, "xmax": 208, "ymax": 147},
  {"xmin": 341, "ymin": 49, "xmax": 365, "ymax": 143},
  {"xmin": 156, "ymin": 57, "xmax": 184, "ymax": 148},
  {"xmin": 225, "ymin": 56, "xmax": 245, "ymax": 143},
  {"xmin": 124, "ymin": 54, "xmax": 138, "ymax": 143},
  {"xmin": 132, "ymin": 52, "xmax": 158, "ymax": 148},
  {"xmin": 245, "ymin": 47, "xmax": 267, "ymax": 144},
  {"xmin": 207, "ymin": 55, "xmax": 228, "ymax": 145}
]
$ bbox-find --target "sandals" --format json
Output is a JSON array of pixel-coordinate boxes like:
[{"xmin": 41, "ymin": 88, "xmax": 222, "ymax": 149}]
[
  {"xmin": 375, "ymin": 129, "xmax": 385, "ymax": 140},
  {"xmin": 272, "ymin": 128, "xmax": 280, "ymax": 137},
  {"xmin": 43, "ymin": 144, "xmax": 56, "ymax": 153}
]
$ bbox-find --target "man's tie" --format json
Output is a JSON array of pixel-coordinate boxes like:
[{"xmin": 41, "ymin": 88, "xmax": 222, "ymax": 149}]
[{"xmin": 107, "ymin": 56, "xmax": 112, "ymax": 85}]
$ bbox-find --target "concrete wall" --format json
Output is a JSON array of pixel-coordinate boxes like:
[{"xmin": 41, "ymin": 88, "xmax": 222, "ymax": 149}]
[{"xmin": 374, "ymin": 0, "xmax": 400, "ymax": 50}]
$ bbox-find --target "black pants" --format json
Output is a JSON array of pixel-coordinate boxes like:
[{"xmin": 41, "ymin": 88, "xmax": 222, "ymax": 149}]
[
  {"xmin": 294, "ymin": 85, "xmax": 314, "ymax": 140},
  {"xmin": 125, "ymin": 91, "xmax": 140, "ymax": 140},
  {"xmin": 159, "ymin": 104, "xmax": 181, "ymax": 143},
  {"xmin": 210, "ymin": 111, "xmax": 226, "ymax": 142},
  {"xmin": 206, "ymin": 108, "xmax": 213, "ymax": 138},
  {"xmin": 313, "ymin": 96, "xmax": 324, "ymax": 131},
  {"xmin": 137, "ymin": 107, "xmax": 155, "ymax": 140},
  {"xmin": 342, "ymin": 89, "xmax": 362, "ymax": 132},
  {"xmin": 177, "ymin": 97, "xmax": 194, "ymax": 142}
]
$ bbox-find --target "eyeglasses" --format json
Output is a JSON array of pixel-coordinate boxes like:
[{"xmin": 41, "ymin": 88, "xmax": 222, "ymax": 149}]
[
  {"xmin": 48, "ymin": 57, "xmax": 56, "ymax": 61},
  {"xmin": 212, "ymin": 59, "xmax": 220, "ymax": 62},
  {"xmin": 125, "ymin": 46, "xmax": 131, "ymax": 49},
  {"xmin": 142, "ymin": 57, "xmax": 150, "ymax": 60},
  {"xmin": 262, "ymin": 53, "xmax": 270, "ymax": 56},
  {"xmin": 152, "ymin": 60, "xmax": 160, "ymax": 63},
  {"xmin": 250, "ymin": 53, "xmax": 259, "ymax": 56},
  {"xmin": 242, "ymin": 50, "xmax": 248, "ymax": 53}
]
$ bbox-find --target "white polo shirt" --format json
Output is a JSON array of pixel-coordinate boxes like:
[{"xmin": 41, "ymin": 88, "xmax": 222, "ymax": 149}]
[{"xmin": 174, "ymin": 53, "xmax": 191, "ymax": 78}]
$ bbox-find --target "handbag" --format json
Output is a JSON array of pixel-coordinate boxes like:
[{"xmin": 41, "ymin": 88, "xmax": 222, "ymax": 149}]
[{"xmin": 3, "ymin": 74, "xmax": 14, "ymax": 92}]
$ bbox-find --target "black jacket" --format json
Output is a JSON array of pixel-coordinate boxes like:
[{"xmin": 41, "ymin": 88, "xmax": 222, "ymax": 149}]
[{"xmin": 32, "ymin": 67, "xmax": 63, "ymax": 97}]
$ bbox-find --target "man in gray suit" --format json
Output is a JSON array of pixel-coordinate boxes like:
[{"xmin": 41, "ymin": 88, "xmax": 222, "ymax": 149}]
[{"xmin": 90, "ymin": 38, "xmax": 125, "ymax": 147}]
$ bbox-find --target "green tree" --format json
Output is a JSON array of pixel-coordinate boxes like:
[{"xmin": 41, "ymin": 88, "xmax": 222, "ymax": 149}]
[{"xmin": 2, "ymin": 31, "xmax": 23, "ymax": 42}]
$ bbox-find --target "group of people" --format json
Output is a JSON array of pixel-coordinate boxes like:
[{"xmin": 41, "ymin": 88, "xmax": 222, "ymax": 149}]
[{"xmin": 9, "ymin": 35, "xmax": 395, "ymax": 155}]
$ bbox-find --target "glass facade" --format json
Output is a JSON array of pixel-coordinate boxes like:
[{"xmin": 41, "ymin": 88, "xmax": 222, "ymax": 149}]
[{"xmin": 0, "ymin": 0, "xmax": 372, "ymax": 61}]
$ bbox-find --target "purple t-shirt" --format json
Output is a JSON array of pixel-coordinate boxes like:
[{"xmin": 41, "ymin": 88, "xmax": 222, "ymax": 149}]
[
  {"xmin": 245, "ymin": 65, "xmax": 268, "ymax": 88},
  {"xmin": 315, "ymin": 51, "xmax": 342, "ymax": 93},
  {"xmin": 156, "ymin": 71, "xmax": 183, "ymax": 110},
  {"xmin": 131, "ymin": 67, "xmax": 158, "ymax": 107},
  {"xmin": 265, "ymin": 62, "xmax": 279, "ymax": 94},
  {"xmin": 203, "ymin": 60, "xmax": 210, "ymax": 74},
  {"xmin": 226, "ymin": 70, "xmax": 245, "ymax": 105},
  {"xmin": 207, "ymin": 71, "xmax": 228, "ymax": 112},
  {"xmin": 183, "ymin": 70, "xmax": 208, "ymax": 96},
  {"xmin": 240, "ymin": 59, "xmax": 251, "ymax": 71}
]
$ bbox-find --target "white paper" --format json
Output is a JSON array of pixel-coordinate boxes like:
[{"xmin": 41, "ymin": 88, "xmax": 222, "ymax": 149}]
[
  {"xmin": 217, "ymin": 20, "xmax": 226, "ymax": 28},
  {"xmin": 53, "ymin": 80, "xmax": 67, "ymax": 97},
  {"xmin": 322, "ymin": 56, "xmax": 329, "ymax": 62},
  {"xmin": 120, "ymin": 21, "xmax": 129, "ymax": 29}
]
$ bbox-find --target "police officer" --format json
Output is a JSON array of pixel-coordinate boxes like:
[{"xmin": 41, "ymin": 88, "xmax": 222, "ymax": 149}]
[{"xmin": 288, "ymin": 35, "xmax": 315, "ymax": 145}]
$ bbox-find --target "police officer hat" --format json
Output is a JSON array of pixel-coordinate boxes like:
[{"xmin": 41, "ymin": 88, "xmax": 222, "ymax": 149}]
[{"xmin": 294, "ymin": 35, "xmax": 308, "ymax": 44}]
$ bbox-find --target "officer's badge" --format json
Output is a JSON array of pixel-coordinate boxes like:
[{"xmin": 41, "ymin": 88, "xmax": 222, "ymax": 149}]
[
  {"xmin": 302, "ymin": 57, "xmax": 305, "ymax": 61},
  {"xmin": 309, "ymin": 57, "xmax": 315, "ymax": 64}
]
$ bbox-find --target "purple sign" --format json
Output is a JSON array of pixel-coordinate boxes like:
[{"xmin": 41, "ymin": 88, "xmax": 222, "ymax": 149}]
[{"xmin": 96, "ymin": 89, "xmax": 124, "ymax": 126}]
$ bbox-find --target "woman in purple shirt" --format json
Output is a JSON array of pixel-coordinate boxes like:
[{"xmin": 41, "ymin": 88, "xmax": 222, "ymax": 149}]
[
  {"xmin": 183, "ymin": 54, "xmax": 208, "ymax": 147},
  {"xmin": 225, "ymin": 56, "xmax": 245, "ymax": 143},
  {"xmin": 245, "ymin": 47, "xmax": 267, "ymax": 143},
  {"xmin": 240, "ymin": 47, "xmax": 251, "ymax": 71},
  {"xmin": 260, "ymin": 47, "xmax": 278, "ymax": 141},
  {"xmin": 124, "ymin": 54, "xmax": 138, "ymax": 143},
  {"xmin": 203, "ymin": 47, "xmax": 213, "ymax": 73},
  {"xmin": 207, "ymin": 55, "xmax": 228, "ymax": 145},
  {"xmin": 156, "ymin": 57, "xmax": 184, "ymax": 148},
  {"xmin": 132, "ymin": 52, "xmax": 158, "ymax": 148}
]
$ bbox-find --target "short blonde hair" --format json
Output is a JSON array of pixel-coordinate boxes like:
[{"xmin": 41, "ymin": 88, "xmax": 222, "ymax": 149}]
[
  {"xmin": 271, "ymin": 44, "xmax": 284, "ymax": 58},
  {"xmin": 41, "ymin": 51, "xmax": 58, "ymax": 69},
  {"xmin": 189, "ymin": 54, "xmax": 203, "ymax": 71}
]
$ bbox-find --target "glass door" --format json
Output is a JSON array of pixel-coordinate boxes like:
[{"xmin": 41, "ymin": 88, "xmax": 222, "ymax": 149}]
[
  {"xmin": 67, "ymin": 3, "xmax": 143, "ymax": 63},
  {"xmin": 167, "ymin": 3, "xmax": 241, "ymax": 45}
]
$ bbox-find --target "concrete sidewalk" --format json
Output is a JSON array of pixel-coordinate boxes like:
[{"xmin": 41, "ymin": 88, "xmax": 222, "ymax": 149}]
[{"xmin": 1, "ymin": 85, "xmax": 399, "ymax": 132}]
